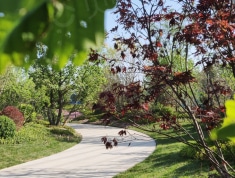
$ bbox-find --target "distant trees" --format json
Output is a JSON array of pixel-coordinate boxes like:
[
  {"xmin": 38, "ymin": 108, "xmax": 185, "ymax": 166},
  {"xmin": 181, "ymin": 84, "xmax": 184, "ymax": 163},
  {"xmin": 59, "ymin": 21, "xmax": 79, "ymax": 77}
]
[
  {"xmin": 29, "ymin": 59, "xmax": 77, "ymax": 125},
  {"xmin": 0, "ymin": 58, "xmax": 107, "ymax": 126},
  {"xmin": 70, "ymin": 61, "xmax": 107, "ymax": 110},
  {"xmin": 0, "ymin": 66, "xmax": 48, "ymax": 112},
  {"xmin": 29, "ymin": 58, "xmax": 106, "ymax": 125}
]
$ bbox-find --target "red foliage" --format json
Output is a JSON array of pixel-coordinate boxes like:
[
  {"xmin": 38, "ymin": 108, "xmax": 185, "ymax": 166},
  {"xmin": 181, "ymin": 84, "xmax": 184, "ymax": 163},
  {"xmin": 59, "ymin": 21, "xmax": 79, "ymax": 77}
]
[
  {"xmin": 178, "ymin": 0, "xmax": 235, "ymax": 70},
  {"xmin": 121, "ymin": 51, "xmax": 126, "ymax": 59},
  {"xmin": 93, "ymin": 0, "xmax": 234, "ymax": 176},
  {"xmin": 99, "ymin": 91, "xmax": 116, "ymax": 111},
  {"xmin": 118, "ymin": 130, "xmax": 126, "ymax": 136},
  {"xmin": 93, "ymin": 0, "xmax": 233, "ymax": 135},
  {"xmin": 142, "ymin": 103, "xmax": 149, "ymax": 111},
  {"xmin": 208, "ymin": 81, "xmax": 232, "ymax": 96},
  {"xmin": 1, "ymin": 106, "xmax": 24, "ymax": 129},
  {"xmin": 105, "ymin": 141, "xmax": 113, "ymax": 149},
  {"xmin": 88, "ymin": 49, "xmax": 99, "ymax": 62},
  {"xmin": 160, "ymin": 123, "xmax": 170, "ymax": 130},
  {"xmin": 111, "ymin": 26, "xmax": 118, "ymax": 32},
  {"xmin": 173, "ymin": 71, "xmax": 196, "ymax": 85},
  {"xmin": 156, "ymin": 41, "xmax": 162, "ymax": 47},
  {"xmin": 193, "ymin": 106, "xmax": 224, "ymax": 131},
  {"xmin": 113, "ymin": 138, "xmax": 118, "ymax": 146},
  {"xmin": 101, "ymin": 136, "xmax": 118, "ymax": 149},
  {"xmin": 101, "ymin": 136, "xmax": 108, "ymax": 144},
  {"xmin": 102, "ymin": 118, "xmax": 111, "ymax": 126}
]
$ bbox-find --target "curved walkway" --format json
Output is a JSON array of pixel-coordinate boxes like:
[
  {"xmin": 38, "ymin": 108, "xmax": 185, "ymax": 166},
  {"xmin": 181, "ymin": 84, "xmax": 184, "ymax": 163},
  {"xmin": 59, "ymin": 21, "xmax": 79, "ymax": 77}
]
[{"xmin": 0, "ymin": 124, "xmax": 156, "ymax": 178}]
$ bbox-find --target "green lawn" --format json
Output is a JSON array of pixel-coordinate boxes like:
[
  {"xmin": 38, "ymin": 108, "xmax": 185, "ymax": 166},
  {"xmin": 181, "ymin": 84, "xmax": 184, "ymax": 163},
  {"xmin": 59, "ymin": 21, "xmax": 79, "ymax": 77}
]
[
  {"xmin": 114, "ymin": 123, "xmax": 219, "ymax": 178},
  {"xmin": 0, "ymin": 123, "xmax": 81, "ymax": 170}
]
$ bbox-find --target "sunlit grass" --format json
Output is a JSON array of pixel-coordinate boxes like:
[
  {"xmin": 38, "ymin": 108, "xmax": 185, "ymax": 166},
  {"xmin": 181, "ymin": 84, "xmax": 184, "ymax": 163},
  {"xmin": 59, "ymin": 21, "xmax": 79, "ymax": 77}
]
[
  {"xmin": 0, "ymin": 123, "xmax": 81, "ymax": 170},
  {"xmin": 114, "ymin": 121, "xmax": 218, "ymax": 178}
]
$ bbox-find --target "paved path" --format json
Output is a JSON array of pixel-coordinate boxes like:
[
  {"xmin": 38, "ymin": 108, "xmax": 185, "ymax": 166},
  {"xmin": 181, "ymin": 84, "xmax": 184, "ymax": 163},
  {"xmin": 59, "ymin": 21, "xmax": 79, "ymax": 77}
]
[{"xmin": 0, "ymin": 124, "xmax": 156, "ymax": 178}]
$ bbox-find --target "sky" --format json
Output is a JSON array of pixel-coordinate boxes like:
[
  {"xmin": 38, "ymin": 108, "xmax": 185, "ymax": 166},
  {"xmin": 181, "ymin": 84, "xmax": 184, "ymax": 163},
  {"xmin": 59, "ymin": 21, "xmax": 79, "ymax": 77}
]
[
  {"xmin": 104, "ymin": 0, "xmax": 182, "ymax": 46},
  {"xmin": 104, "ymin": 8, "xmax": 117, "ymax": 46},
  {"xmin": 105, "ymin": 8, "xmax": 116, "ymax": 31}
]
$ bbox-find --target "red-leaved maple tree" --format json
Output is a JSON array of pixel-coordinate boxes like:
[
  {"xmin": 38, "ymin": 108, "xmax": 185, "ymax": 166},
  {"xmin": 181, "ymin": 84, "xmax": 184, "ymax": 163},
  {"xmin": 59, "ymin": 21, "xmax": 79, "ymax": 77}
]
[{"xmin": 91, "ymin": 0, "xmax": 235, "ymax": 177}]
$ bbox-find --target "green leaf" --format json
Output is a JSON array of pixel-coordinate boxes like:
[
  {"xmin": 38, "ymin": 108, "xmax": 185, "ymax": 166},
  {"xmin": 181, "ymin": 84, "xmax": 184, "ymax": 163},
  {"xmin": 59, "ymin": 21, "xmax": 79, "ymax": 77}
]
[
  {"xmin": 0, "ymin": 0, "xmax": 116, "ymax": 71},
  {"xmin": 0, "ymin": 0, "xmax": 46, "ymax": 46},
  {"xmin": 0, "ymin": 1, "xmax": 50, "ymax": 68},
  {"xmin": 210, "ymin": 95, "xmax": 235, "ymax": 142}
]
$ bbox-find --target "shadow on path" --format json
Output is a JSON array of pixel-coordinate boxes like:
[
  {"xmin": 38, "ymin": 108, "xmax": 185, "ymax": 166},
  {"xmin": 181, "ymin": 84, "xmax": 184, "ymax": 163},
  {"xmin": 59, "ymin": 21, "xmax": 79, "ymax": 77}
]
[{"xmin": 0, "ymin": 124, "xmax": 156, "ymax": 178}]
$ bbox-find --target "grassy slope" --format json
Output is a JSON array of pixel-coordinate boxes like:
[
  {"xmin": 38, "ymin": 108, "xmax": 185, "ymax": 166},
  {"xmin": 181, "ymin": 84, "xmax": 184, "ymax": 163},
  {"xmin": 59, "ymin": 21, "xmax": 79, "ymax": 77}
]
[
  {"xmin": 114, "ymin": 124, "xmax": 216, "ymax": 178},
  {"xmin": 0, "ymin": 125, "xmax": 81, "ymax": 170}
]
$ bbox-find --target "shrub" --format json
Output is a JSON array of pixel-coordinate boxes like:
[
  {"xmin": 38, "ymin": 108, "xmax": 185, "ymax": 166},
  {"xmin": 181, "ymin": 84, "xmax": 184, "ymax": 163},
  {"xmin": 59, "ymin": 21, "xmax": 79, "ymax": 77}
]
[
  {"xmin": 89, "ymin": 117, "xmax": 98, "ymax": 122},
  {"xmin": 0, "ymin": 116, "xmax": 16, "ymax": 139},
  {"xmin": 63, "ymin": 125, "xmax": 77, "ymax": 135},
  {"xmin": 18, "ymin": 104, "xmax": 36, "ymax": 123},
  {"xmin": 49, "ymin": 125, "xmax": 80, "ymax": 142},
  {"xmin": 49, "ymin": 125, "xmax": 77, "ymax": 136},
  {"xmin": 151, "ymin": 103, "xmax": 175, "ymax": 116},
  {"xmin": 1, "ymin": 106, "xmax": 25, "ymax": 129},
  {"xmin": 180, "ymin": 141, "xmax": 235, "ymax": 161},
  {"xmin": 15, "ymin": 122, "xmax": 50, "ymax": 143},
  {"xmin": 179, "ymin": 145, "xmax": 205, "ymax": 160},
  {"xmin": 34, "ymin": 119, "xmax": 49, "ymax": 126},
  {"xmin": 0, "ymin": 122, "xmax": 51, "ymax": 144}
]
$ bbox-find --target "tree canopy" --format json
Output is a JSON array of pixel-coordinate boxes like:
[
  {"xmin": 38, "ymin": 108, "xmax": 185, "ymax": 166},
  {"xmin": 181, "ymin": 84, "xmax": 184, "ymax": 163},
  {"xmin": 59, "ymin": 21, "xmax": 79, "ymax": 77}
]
[{"xmin": 91, "ymin": 0, "xmax": 235, "ymax": 177}]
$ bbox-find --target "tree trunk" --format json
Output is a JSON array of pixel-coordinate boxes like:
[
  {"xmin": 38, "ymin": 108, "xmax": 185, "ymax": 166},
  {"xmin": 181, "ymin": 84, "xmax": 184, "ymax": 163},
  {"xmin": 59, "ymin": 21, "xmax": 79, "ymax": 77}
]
[{"xmin": 169, "ymin": 84, "xmax": 233, "ymax": 177}]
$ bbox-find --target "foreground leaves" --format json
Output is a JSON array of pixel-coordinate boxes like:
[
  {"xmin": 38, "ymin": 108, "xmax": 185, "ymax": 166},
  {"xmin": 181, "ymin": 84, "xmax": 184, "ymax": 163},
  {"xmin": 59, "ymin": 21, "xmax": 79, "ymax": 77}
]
[
  {"xmin": 211, "ymin": 95, "xmax": 235, "ymax": 142},
  {"xmin": 0, "ymin": 0, "xmax": 116, "ymax": 72}
]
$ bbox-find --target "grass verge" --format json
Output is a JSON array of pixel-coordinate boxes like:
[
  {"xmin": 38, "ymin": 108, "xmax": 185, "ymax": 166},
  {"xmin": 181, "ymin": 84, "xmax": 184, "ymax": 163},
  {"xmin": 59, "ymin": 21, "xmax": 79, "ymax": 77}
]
[
  {"xmin": 113, "ymin": 122, "xmax": 219, "ymax": 178},
  {"xmin": 0, "ymin": 122, "xmax": 81, "ymax": 170}
]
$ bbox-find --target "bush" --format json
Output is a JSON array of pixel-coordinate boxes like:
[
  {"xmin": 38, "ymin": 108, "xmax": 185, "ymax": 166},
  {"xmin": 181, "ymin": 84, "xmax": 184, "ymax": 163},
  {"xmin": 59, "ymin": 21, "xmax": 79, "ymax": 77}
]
[
  {"xmin": 15, "ymin": 122, "xmax": 50, "ymax": 143},
  {"xmin": 49, "ymin": 125, "xmax": 80, "ymax": 142},
  {"xmin": 34, "ymin": 119, "xmax": 49, "ymax": 126},
  {"xmin": 18, "ymin": 104, "xmax": 36, "ymax": 123},
  {"xmin": 63, "ymin": 125, "xmax": 77, "ymax": 135},
  {"xmin": 1, "ymin": 106, "xmax": 24, "ymax": 129},
  {"xmin": 0, "ymin": 116, "xmax": 16, "ymax": 139},
  {"xmin": 179, "ymin": 145, "xmax": 205, "ymax": 160},
  {"xmin": 89, "ymin": 117, "xmax": 98, "ymax": 122},
  {"xmin": 151, "ymin": 103, "xmax": 174, "ymax": 116},
  {"xmin": 222, "ymin": 142, "xmax": 235, "ymax": 160},
  {"xmin": 180, "ymin": 141, "xmax": 235, "ymax": 161},
  {"xmin": 49, "ymin": 125, "xmax": 77, "ymax": 136},
  {"xmin": 0, "ymin": 122, "xmax": 50, "ymax": 144}
]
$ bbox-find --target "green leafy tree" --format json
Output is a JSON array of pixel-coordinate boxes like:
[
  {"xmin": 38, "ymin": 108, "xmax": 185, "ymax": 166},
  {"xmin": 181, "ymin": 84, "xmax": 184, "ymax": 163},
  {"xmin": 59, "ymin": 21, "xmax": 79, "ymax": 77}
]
[
  {"xmin": 29, "ymin": 58, "xmax": 106, "ymax": 125},
  {"xmin": 73, "ymin": 61, "xmax": 107, "ymax": 110},
  {"xmin": 63, "ymin": 60, "xmax": 107, "ymax": 124},
  {"xmin": 29, "ymin": 59, "xmax": 79, "ymax": 125},
  {"xmin": 0, "ymin": 66, "xmax": 48, "ymax": 111}
]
